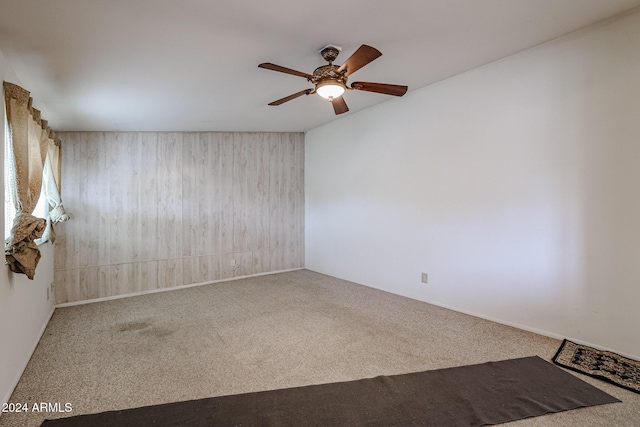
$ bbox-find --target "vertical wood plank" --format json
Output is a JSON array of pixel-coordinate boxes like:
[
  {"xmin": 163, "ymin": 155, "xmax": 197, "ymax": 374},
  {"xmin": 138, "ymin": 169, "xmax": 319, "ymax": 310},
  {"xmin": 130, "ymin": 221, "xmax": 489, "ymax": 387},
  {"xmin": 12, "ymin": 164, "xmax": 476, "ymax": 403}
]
[
  {"xmin": 97, "ymin": 266, "xmax": 111, "ymax": 299},
  {"xmin": 60, "ymin": 133, "xmax": 81, "ymax": 270},
  {"xmin": 182, "ymin": 256, "xmax": 198, "ymax": 285},
  {"xmin": 79, "ymin": 266, "xmax": 100, "ymax": 301},
  {"xmin": 108, "ymin": 132, "xmax": 124, "ymax": 265},
  {"xmin": 206, "ymin": 254, "xmax": 222, "ymax": 282},
  {"xmin": 109, "ymin": 133, "xmax": 141, "ymax": 266},
  {"xmin": 197, "ymin": 133, "xmax": 212, "ymax": 257},
  {"xmin": 269, "ymin": 247, "xmax": 285, "ymax": 272},
  {"xmin": 110, "ymin": 263, "xmax": 141, "ymax": 296},
  {"xmin": 65, "ymin": 268, "xmax": 81, "ymax": 303},
  {"xmin": 255, "ymin": 133, "xmax": 270, "ymax": 252},
  {"xmin": 140, "ymin": 260, "xmax": 158, "ymax": 292},
  {"xmin": 53, "ymin": 221, "xmax": 67, "ymax": 272},
  {"xmin": 220, "ymin": 253, "xmax": 235, "ymax": 280},
  {"xmin": 54, "ymin": 269, "xmax": 77, "ymax": 304},
  {"xmin": 220, "ymin": 132, "xmax": 234, "ymax": 254},
  {"xmin": 295, "ymin": 132, "xmax": 305, "ymax": 266},
  {"xmin": 181, "ymin": 133, "xmax": 198, "ymax": 258},
  {"xmin": 234, "ymin": 251, "xmax": 254, "ymax": 277},
  {"xmin": 253, "ymin": 249, "xmax": 270, "ymax": 275},
  {"xmin": 78, "ymin": 134, "xmax": 96, "ymax": 267},
  {"xmin": 269, "ymin": 133, "xmax": 284, "ymax": 251},
  {"xmin": 157, "ymin": 133, "xmax": 182, "ymax": 260},
  {"xmin": 283, "ymin": 133, "xmax": 295, "ymax": 250},
  {"xmin": 233, "ymin": 132, "xmax": 248, "ymax": 253},
  {"xmin": 284, "ymin": 245, "xmax": 298, "ymax": 270},
  {"xmin": 158, "ymin": 258, "xmax": 183, "ymax": 289},
  {"xmin": 139, "ymin": 132, "xmax": 158, "ymax": 262},
  {"xmin": 198, "ymin": 255, "xmax": 210, "ymax": 283},
  {"xmin": 95, "ymin": 132, "xmax": 112, "ymax": 267}
]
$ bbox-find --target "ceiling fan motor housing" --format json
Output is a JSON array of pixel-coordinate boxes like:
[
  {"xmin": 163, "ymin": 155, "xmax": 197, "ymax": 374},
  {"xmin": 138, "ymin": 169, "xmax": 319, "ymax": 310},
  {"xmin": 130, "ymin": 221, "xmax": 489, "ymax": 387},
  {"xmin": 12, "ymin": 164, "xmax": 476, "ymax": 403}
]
[{"xmin": 312, "ymin": 65, "xmax": 347, "ymax": 92}]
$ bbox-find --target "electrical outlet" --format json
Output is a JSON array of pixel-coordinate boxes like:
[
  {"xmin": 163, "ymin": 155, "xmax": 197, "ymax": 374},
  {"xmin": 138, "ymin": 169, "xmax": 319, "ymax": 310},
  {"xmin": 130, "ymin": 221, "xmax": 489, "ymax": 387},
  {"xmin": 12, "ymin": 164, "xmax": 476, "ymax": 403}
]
[{"xmin": 421, "ymin": 273, "xmax": 428, "ymax": 283}]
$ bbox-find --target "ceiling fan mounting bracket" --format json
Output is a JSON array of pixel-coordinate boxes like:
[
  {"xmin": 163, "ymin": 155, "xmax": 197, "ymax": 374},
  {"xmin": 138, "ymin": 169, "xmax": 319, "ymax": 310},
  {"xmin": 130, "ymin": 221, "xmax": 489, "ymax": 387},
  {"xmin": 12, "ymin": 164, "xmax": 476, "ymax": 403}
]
[{"xmin": 319, "ymin": 45, "xmax": 342, "ymax": 64}]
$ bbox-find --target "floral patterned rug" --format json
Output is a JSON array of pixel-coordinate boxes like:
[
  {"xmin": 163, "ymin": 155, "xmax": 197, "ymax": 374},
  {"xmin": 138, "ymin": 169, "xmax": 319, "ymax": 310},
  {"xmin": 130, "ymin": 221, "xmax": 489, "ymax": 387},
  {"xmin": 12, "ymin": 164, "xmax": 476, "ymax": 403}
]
[{"xmin": 553, "ymin": 339, "xmax": 640, "ymax": 394}]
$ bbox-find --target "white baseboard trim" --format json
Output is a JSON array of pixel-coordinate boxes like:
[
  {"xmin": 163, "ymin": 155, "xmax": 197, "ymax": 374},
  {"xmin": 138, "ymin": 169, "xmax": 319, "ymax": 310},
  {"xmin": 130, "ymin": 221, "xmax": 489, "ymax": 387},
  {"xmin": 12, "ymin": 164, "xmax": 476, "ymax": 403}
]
[
  {"xmin": 55, "ymin": 268, "xmax": 305, "ymax": 308},
  {"xmin": 424, "ymin": 298, "xmax": 640, "ymax": 361},
  {"xmin": 1, "ymin": 306, "xmax": 55, "ymax": 410}
]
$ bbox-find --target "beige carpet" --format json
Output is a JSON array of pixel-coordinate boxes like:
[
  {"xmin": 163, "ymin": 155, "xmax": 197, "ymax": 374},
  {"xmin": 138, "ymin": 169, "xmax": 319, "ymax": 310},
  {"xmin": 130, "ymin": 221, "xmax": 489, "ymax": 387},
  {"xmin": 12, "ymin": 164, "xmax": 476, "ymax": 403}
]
[{"xmin": 1, "ymin": 270, "xmax": 637, "ymax": 426}]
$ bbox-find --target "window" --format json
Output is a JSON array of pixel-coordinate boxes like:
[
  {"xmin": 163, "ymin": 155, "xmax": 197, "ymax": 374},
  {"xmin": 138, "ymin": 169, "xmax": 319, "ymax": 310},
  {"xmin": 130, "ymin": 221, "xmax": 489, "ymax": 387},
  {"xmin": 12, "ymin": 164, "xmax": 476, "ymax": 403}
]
[
  {"xmin": 3, "ymin": 99, "xmax": 48, "ymax": 241},
  {"xmin": 3, "ymin": 81, "xmax": 68, "ymax": 279},
  {"xmin": 4, "ymin": 182, "xmax": 49, "ymax": 243}
]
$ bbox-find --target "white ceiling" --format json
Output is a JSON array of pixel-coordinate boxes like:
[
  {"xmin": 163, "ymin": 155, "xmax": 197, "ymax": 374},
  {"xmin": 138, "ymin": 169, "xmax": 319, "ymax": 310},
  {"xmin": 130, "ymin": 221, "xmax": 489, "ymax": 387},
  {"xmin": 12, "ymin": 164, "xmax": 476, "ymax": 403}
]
[{"xmin": 1, "ymin": 0, "xmax": 640, "ymax": 132}]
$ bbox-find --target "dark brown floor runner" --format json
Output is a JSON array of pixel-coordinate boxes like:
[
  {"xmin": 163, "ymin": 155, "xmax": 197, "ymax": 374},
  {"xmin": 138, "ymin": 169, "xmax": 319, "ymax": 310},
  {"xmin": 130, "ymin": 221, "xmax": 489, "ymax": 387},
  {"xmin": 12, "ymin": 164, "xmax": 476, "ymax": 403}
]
[{"xmin": 41, "ymin": 356, "xmax": 619, "ymax": 427}]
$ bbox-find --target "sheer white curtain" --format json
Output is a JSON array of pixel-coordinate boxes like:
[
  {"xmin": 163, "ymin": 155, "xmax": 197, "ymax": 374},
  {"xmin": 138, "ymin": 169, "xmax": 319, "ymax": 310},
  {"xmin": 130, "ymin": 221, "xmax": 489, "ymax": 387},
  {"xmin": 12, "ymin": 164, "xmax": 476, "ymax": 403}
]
[
  {"xmin": 35, "ymin": 142, "xmax": 69, "ymax": 244},
  {"xmin": 4, "ymin": 81, "xmax": 68, "ymax": 279}
]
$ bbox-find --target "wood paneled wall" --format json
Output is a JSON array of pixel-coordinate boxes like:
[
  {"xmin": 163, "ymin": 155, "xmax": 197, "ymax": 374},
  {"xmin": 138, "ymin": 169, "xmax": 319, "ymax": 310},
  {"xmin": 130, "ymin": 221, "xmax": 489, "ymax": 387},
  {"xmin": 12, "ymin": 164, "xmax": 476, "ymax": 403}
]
[{"xmin": 54, "ymin": 132, "xmax": 304, "ymax": 304}]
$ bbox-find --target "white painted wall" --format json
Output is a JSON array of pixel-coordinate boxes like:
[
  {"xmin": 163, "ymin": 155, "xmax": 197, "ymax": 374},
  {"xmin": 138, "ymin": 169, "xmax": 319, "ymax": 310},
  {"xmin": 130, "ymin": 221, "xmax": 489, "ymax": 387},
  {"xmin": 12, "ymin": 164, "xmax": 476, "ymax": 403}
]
[
  {"xmin": 306, "ymin": 10, "xmax": 640, "ymax": 358},
  {"xmin": 0, "ymin": 50, "xmax": 56, "ymax": 408}
]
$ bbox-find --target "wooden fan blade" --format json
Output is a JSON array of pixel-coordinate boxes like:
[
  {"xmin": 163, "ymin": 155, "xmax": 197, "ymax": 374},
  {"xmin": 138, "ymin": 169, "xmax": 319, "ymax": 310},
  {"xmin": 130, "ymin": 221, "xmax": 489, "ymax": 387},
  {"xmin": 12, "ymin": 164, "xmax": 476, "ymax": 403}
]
[
  {"xmin": 351, "ymin": 81, "xmax": 408, "ymax": 97},
  {"xmin": 268, "ymin": 89, "xmax": 313, "ymax": 106},
  {"xmin": 331, "ymin": 96, "xmax": 349, "ymax": 115},
  {"xmin": 258, "ymin": 63, "xmax": 314, "ymax": 80},
  {"xmin": 337, "ymin": 45, "xmax": 382, "ymax": 76}
]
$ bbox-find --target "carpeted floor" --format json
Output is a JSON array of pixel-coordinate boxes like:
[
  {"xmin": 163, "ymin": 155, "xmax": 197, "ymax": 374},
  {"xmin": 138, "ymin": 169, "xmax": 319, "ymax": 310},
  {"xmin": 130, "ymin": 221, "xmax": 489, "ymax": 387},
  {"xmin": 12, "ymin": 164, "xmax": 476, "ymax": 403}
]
[{"xmin": 1, "ymin": 270, "xmax": 638, "ymax": 426}]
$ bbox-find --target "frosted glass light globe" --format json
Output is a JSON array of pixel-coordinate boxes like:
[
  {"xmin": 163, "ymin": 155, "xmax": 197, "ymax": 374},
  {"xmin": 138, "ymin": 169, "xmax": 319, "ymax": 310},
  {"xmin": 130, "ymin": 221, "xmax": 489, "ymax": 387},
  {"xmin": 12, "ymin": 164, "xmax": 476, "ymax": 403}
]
[{"xmin": 316, "ymin": 82, "xmax": 345, "ymax": 99}]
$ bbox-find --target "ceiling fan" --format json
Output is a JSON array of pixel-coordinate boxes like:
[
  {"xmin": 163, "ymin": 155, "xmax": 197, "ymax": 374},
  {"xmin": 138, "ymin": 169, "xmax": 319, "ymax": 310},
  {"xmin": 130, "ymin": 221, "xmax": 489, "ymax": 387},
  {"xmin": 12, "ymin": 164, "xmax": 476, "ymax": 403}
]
[{"xmin": 258, "ymin": 44, "xmax": 408, "ymax": 115}]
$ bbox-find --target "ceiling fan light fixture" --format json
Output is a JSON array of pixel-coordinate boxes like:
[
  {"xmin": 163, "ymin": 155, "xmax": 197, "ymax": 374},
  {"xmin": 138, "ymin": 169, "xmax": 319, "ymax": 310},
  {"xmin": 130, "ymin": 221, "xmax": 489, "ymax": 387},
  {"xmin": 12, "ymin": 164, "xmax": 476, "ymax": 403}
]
[
  {"xmin": 259, "ymin": 44, "xmax": 407, "ymax": 115},
  {"xmin": 316, "ymin": 80, "xmax": 346, "ymax": 99}
]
